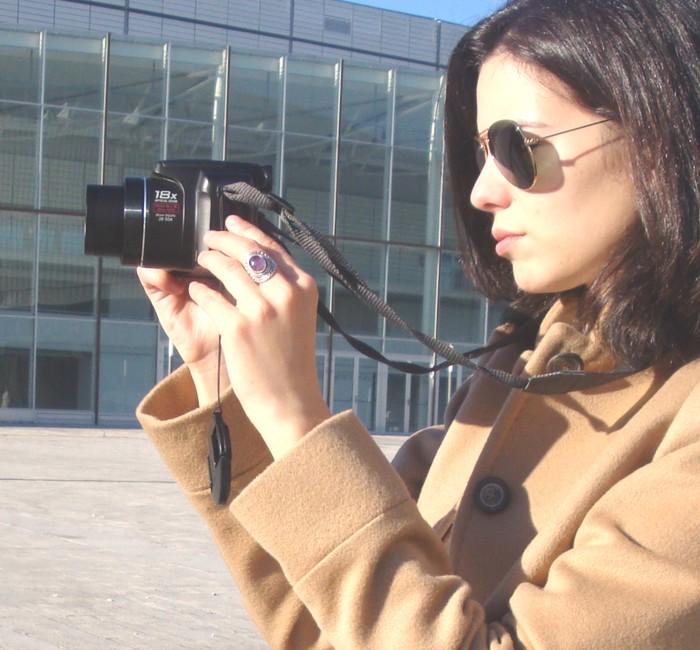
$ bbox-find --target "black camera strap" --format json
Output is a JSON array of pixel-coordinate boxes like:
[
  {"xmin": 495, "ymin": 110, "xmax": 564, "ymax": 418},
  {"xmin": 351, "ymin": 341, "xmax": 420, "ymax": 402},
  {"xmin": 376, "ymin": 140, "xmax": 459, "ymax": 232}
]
[{"xmin": 222, "ymin": 182, "xmax": 638, "ymax": 395}]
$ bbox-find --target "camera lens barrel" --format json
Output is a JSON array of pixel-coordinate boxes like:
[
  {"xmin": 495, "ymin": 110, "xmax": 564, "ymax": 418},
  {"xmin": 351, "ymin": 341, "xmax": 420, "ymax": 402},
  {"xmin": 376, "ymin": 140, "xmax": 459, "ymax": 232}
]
[
  {"xmin": 122, "ymin": 177, "xmax": 146, "ymax": 266},
  {"xmin": 85, "ymin": 179, "xmax": 146, "ymax": 266},
  {"xmin": 84, "ymin": 184, "xmax": 125, "ymax": 257}
]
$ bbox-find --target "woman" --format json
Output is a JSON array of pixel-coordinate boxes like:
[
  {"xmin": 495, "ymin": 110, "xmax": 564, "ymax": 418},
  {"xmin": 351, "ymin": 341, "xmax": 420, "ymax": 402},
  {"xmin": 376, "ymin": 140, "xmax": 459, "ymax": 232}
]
[{"xmin": 136, "ymin": 0, "xmax": 700, "ymax": 647}]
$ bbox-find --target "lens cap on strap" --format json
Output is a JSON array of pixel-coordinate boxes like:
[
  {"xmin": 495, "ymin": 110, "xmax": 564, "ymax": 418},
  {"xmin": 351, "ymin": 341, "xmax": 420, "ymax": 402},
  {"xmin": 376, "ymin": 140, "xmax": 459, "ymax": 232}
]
[{"xmin": 208, "ymin": 409, "xmax": 231, "ymax": 505}]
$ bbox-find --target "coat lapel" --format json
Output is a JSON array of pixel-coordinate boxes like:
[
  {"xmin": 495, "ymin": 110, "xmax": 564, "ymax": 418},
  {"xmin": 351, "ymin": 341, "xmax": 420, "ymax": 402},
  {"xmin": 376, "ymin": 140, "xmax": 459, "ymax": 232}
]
[{"xmin": 416, "ymin": 297, "xmax": 675, "ymax": 605}]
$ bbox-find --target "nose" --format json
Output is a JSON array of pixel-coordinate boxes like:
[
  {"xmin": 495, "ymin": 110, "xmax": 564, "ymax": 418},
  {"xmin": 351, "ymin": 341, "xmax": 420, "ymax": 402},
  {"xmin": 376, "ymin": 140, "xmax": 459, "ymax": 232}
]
[{"xmin": 470, "ymin": 157, "xmax": 513, "ymax": 213}]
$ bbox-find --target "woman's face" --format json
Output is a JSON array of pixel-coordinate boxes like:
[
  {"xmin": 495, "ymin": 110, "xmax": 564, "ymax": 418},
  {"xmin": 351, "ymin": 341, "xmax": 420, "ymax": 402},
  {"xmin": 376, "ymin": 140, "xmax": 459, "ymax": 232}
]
[{"xmin": 471, "ymin": 53, "xmax": 637, "ymax": 294}]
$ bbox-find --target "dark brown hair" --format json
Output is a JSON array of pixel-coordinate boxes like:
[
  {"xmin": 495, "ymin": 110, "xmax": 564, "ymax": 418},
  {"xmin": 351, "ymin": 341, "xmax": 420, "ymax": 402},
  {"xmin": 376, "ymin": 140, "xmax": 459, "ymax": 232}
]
[{"xmin": 445, "ymin": 0, "xmax": 700, "ymax": 367}]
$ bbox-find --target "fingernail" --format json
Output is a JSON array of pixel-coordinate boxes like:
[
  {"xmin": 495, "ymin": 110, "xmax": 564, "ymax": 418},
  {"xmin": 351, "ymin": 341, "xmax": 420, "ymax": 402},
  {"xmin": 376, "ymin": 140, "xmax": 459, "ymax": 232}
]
[{"xmin": 226, "ymin": 215, "xmax": 242, "ymax": 228}]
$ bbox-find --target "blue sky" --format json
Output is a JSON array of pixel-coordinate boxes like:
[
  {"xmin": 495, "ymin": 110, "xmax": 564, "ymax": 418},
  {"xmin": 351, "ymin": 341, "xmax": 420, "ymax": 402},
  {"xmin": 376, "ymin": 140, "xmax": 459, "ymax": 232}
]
[{"xmin": 353, "ymin": 0, "xmax": 505, "ymax": 25}]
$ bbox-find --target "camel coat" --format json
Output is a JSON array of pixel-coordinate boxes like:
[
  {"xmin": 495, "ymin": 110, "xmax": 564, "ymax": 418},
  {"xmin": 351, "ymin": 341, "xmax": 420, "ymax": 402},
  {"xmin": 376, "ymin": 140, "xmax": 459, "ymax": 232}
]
[{"xmin": 136, "ymin": 299, "xmax": 700, "ymax": 649}]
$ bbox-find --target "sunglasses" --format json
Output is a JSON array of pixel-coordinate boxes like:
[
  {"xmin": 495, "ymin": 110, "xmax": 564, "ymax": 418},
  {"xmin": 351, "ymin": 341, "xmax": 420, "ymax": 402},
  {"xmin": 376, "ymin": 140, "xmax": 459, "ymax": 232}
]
[{"xmin": 475, "ymin": 117, "xmax": 612, "ymax": 189}]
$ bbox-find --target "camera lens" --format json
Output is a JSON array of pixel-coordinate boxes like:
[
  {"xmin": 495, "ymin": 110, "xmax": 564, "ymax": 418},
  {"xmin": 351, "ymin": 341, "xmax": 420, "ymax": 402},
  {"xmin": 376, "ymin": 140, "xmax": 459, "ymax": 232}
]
[
  {"xmin": 85, "ymin": 185, "xmax": 125, "ymax": 257},
  {"xmin": 85, "ymin": 178, "xmax": 146, "ymax": 266}
]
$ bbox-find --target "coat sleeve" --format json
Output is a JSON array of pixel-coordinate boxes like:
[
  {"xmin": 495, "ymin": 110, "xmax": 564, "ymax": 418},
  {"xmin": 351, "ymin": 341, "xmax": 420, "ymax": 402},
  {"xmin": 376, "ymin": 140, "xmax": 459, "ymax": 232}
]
[
  {"xmin": 136, "ymin": 365, "xmax": 332, "ymax": 650},
  {"xmin": 135, "ymin": 365, "xmax": 460, "ymax": 649},
  {"xmin": 229, "ymin": 389, "xmax": 700, "ymax": 649}
]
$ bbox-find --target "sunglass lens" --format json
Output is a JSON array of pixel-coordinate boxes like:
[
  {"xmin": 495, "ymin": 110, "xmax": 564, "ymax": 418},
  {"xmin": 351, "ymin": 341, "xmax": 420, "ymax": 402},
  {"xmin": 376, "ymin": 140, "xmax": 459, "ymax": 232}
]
[
  {"xmin": 489, "ymin": 120, "xmax": 535, "ymax": 189},
  {"xmin": 475, "ymin": 142, "xmax": 487, "ymax": 170}
]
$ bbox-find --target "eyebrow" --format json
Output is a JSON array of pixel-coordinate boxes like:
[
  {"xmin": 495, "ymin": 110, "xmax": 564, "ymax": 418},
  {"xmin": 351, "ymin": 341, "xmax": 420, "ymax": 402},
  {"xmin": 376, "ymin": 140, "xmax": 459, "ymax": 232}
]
[{"xmin": 476, "ymin": 119, "xmax": 551, "ymax": 134}]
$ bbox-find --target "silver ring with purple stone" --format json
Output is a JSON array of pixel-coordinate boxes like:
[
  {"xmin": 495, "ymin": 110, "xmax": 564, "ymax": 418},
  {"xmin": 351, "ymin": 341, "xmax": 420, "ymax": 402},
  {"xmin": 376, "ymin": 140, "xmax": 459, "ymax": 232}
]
[{"xmin": 244, "ymin": 250, "xmax": 277, "ymax": 284}]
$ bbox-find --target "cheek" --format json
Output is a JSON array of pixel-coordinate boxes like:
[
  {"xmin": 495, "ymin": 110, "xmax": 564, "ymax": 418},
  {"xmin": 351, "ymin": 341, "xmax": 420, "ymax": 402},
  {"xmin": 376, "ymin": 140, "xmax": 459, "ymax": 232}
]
[
  {"xmin": 515, "ymin": 187, "xmax": 636, "ymax": 292},
  {"xmin": 546, "ymin": 157, "xmax": 636, "ymax": 253}
]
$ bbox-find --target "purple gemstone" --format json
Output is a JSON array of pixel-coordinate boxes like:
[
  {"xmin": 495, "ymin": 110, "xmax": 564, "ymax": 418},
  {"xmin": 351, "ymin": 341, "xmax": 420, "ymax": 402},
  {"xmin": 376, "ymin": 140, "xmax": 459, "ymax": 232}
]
[{"xmin": 248, "ymin": 253, "xmax": 267, "ymax": 273}]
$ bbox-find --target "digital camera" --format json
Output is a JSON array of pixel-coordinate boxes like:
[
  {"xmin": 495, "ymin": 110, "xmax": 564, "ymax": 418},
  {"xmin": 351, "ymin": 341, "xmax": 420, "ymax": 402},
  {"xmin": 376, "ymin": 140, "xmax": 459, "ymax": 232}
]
[{"xmin": 84, "ymin": 160, "xmax": 272, "ymax": 272}]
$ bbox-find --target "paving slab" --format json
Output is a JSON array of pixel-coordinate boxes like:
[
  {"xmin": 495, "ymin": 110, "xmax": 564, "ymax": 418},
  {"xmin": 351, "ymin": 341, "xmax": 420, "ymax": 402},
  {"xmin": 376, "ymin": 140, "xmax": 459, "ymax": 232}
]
[{"xmin": 0, "ymin": 426, "xmax": 407, "ymax": 649}]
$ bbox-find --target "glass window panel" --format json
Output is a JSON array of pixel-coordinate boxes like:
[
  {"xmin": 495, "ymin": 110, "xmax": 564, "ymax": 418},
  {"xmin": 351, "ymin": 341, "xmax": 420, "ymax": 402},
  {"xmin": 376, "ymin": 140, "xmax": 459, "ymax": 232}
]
[
  {"xmin": 0, "ymin": 315, "xmax": 33, "ymax": 408},
  {"xmin": 390, "ymin": 146, "xmax": 441, "ymax": 245},
  {"xmin": 438, "ymin": 251, "xmax": 486, "ymax": 344},
  {"xmin": 340, "ymin": 65, "xmax": 390, "ymax": 145},
  {"xmin": 487, "ymin": 300, "xmax": 509, "ymax": 333},
  {"xmin": 0, "ymin": 211, "xmax": 36, "ymax": 312},
  {"xmin": 105, "ymin": 114, "xmax": 165, "ymax": 184},
  {"xmin": 100, "ymin": 258, "xmax": 153, "ymax": 321},
  {"xmin": 394, "ymin": 70, "xmax": 443, "ymax": 150},
  {"xmin": 441, "ymin": 172, "xmax": 459, "ymax": 249},
  {"xmin": 167, "ymin": 119, "xmax": 220, "ymax": 159},
  {"xmin": 332, "ymin": 241, "xmax": 384, "ymax": 337},
  {"xmin": 333, "ymin": 332, "xmax": 383, "ymax": 355},
  {"xmin": 436, "ymin": 367, "xmax": 470, "ymax": 424},
  {"xmin": 0, "ymin": 101, "xmax": 39, "ymax": 207},
  {"xmin": 0, "ymin": 30, "xmax": 41, "ymax": 103},
  {"xmin": 436, "ymin": 368, "xmax": 450, "ymax": 424},
  {"xmin": 386, "ymin": 369, "xmax": 406, "ymax": 433},
  {"xmin": 315, "ymin": 353, "xmax": 325, "ymax": 394},
  {"xmin": 38, "ymin": 215, "xmax": 96, "ymax": 315},
  {"xmin": 168, "ymin": 45, "xmax": 226, "ymax": 123},
  {"xmin": 283, "ymin": 134, "xmax": 334, "ymax": 235},
  {"xmin": 386, "ymin": 245, "xmax": 437, "ymax": 337},
  {"xmin": 227, "ymin": 127, "xmax": 281, "ymax": 189},
  {"xmin": 337, "ymin": 142, "xmax": 388, "ymax": 239},
  {"xmin": 36, "ymin": 317, "xmax": 95, "ymax": 410},
  {"xmin": 357, "ymin": 359, "xmax": 377, "ymax": 431},
  {"xmin": 99, "ymin": 321, "xmax": 157, "ymax": 416},
  {"xmin": 286, "ymin": 59, "xmax": 338, "ymax": 137},
  {"xmin": 108, "ymin": 40, "xmax": 166, "ymax": 118},
  {"xmin": 167, "ymin": 340, "xmax": 185, "ymax": 373},
  {"xmin": 408, "ymin": 373, "xmax": 430, "ymax": 431},
  {"xmin": 41, "ymin": 107, "xmax": 101, "ymax": 212},
  {"xmin": 45, "ymin": 34, "xmax": 104, "ymax": 110},
  {"xmin": 229, "ymin": 53, "xmax": 282, "ymax": 131},
  {"xmin": 384, "ymin": 338, "xmax": 431, "ymax": 356},
  {"xmin": 332, "ymin": 356, "xmax": 353, "ymax": 414}
]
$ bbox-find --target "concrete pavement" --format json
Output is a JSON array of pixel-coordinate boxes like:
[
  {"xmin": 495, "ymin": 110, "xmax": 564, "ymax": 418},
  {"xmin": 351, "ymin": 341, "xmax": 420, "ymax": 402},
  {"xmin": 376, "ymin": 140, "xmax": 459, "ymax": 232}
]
[{"xmin": 0, "ymin": 426, "xmax": 407, "ymax": 649}]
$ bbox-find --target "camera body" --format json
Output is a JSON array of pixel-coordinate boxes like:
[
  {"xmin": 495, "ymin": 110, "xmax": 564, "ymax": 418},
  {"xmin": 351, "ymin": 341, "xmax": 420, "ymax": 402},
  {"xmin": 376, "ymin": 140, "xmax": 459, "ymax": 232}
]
[{"xmin": 85, "ymin": 160, "xmax": 272, "ymax": 272}]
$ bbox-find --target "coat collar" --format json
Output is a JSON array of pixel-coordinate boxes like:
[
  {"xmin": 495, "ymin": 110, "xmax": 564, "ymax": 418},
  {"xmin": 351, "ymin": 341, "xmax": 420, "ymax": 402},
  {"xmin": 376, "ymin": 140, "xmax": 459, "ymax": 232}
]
[
  {"xmin": 522, "ymin": 296, "xmax": 673, "ymax": 431},
  {"xmin": 417, "ymin": 297, "xmax": 673, "ymax": 531},
  {"xmin": 526, "ymin": 294, "xmax": 616, "ymax": 374}
]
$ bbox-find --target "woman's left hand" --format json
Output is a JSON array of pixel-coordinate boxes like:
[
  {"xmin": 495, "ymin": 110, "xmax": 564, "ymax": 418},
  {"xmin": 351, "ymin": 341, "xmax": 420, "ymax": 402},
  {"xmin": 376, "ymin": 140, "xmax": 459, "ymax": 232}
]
[{"xmin": 189, "ymin": 214, "xmax": 331, "ymax": 460}]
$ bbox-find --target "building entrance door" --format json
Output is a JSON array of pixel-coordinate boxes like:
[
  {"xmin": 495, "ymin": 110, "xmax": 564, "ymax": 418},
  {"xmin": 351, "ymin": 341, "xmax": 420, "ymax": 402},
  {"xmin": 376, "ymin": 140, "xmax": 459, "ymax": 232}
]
[
  {"xmin": 385, "ymin": 369, "xmax": 408, "ymax": 433},
  {"xmin": 331, "ymin": 355, "xmax": 378, "ymax": 432}
]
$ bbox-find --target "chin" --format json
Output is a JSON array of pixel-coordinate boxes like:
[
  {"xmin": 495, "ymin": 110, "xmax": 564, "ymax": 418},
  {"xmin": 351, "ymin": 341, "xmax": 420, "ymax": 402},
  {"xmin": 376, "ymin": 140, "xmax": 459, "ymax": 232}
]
[{"xmin": 513, "ymin": 269, "xmax": 580, "ymax": 295}]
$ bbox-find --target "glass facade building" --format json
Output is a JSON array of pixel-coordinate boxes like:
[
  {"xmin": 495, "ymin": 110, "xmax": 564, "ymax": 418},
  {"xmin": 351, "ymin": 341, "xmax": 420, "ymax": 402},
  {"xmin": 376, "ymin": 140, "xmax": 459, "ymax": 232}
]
[{"xmin": 0, "ymin": 19, "xmax": 504, "ymax": 432}]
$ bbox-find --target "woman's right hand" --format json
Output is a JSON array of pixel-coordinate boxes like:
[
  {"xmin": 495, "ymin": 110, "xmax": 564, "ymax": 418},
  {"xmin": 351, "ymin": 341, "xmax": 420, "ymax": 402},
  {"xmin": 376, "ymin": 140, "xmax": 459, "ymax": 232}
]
[{"xmin": 137, "ymin": 267, "xmax": 228, "ymax": 405}]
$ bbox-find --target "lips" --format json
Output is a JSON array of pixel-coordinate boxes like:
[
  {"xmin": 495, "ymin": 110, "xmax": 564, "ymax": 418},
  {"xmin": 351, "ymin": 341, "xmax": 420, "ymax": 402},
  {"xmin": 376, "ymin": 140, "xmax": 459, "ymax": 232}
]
[{"xmin": 492, "ymin": 228, "xmax": 525, "ymax": 257}]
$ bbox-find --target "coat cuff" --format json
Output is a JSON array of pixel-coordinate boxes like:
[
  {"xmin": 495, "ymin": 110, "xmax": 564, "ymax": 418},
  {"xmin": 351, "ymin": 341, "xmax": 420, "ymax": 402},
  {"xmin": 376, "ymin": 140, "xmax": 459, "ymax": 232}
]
[
  {"xmin": 136, "ymin": 364, "xmax": 272, "ymax": 493},
  {"xmin": 230, "ymin": 410, "xmax": 411, "ymax": 583}
]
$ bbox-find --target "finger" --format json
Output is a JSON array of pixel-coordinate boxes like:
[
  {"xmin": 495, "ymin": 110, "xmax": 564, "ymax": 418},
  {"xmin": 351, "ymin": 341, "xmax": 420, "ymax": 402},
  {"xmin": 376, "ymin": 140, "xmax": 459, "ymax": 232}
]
[
  {"xmin": 201, "ymin": 229, "xmax": 286, "ymax": 278},
  {"xmin": 203, "ymin": 228, "xmax": 303, "ymax": 285},
  {"xmin": 223, "ymin": 216, "xmax": 312, "ymax": 287},
  {"xmin": 224, "ymin": 214, "xmax": 295, "ymax": 262},
  {"xmin": 197, "ymin": 249, "xmax": 273, "ymax": 305},
  {"xmin": 136, "ymin": 267, "xmax": 187, "ymax": 296},
  {"xmin": 188, "ymin": 281, "xmax": 240, "ymax": 331}
]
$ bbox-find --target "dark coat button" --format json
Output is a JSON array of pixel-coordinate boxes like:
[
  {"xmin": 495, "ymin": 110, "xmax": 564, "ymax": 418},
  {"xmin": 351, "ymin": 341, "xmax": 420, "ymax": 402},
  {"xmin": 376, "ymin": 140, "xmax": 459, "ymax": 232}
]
[
  {"xmin": 546, "ymin": 352, "xmax": 584, "ymax": 373},
  {"xmin": 474, "ymin": 477, "xmax": 510, "ymax": 514}
]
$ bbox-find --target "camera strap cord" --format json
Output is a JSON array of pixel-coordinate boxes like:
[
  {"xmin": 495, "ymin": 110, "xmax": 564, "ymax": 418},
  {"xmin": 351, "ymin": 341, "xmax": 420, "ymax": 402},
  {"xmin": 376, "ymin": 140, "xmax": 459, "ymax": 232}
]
[{"xmin": 222, "ymin": 182, "xmax": 637, "ymax": 396}]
